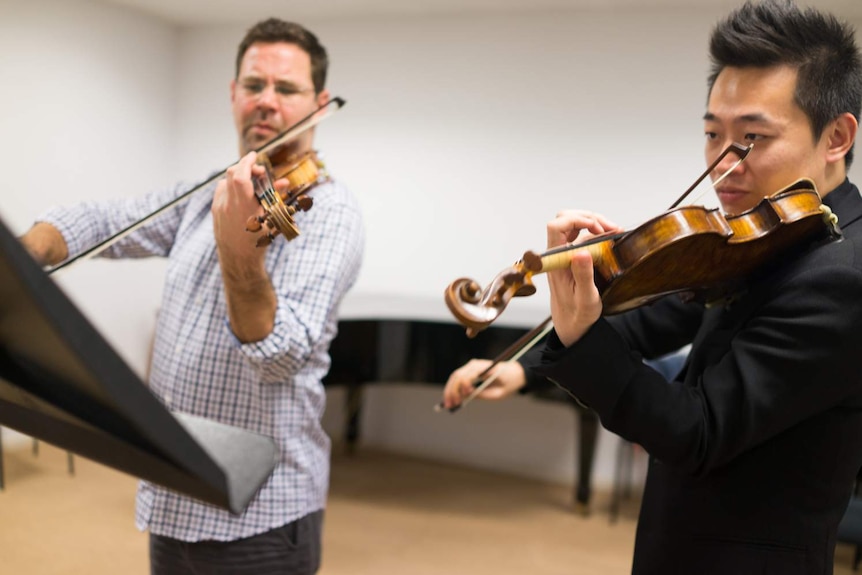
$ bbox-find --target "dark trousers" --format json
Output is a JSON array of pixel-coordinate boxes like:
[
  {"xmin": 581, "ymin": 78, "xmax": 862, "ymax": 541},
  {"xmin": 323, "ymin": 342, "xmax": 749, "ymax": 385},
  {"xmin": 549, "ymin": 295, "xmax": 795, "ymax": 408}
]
[{"xmin": 149, "ymin": 510, "xmax": 323, "ymax": 575}]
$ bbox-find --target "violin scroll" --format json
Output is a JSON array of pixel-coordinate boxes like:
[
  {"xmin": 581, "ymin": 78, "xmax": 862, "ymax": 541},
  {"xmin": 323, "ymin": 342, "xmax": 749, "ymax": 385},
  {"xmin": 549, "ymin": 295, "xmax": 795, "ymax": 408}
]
[{"xmin": 444, "ymin": 256, "xmax": 541, "ymax": 338}]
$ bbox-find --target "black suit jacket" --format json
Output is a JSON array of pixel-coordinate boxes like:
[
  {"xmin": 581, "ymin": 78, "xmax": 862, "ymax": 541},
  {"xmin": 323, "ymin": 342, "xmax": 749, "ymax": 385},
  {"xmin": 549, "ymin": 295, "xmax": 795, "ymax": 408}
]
[{"xmin": 535, "ymin": 180, "xmax": 862, "ymax": 574}]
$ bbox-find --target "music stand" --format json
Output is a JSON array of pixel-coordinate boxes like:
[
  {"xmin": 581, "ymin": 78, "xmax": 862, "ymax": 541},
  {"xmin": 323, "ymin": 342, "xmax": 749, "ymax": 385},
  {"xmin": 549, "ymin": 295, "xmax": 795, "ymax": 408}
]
[{"xmin": 0, "ymin": 215, "xmax": 277, "ymax": 514}]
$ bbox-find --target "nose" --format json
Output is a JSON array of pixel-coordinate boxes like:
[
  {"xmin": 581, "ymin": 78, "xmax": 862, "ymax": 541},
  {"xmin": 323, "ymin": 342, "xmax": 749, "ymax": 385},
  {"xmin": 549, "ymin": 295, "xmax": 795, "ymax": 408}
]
[{"xmin": 256, "ymin": 84, "xmax": 279, "ymax": 109}]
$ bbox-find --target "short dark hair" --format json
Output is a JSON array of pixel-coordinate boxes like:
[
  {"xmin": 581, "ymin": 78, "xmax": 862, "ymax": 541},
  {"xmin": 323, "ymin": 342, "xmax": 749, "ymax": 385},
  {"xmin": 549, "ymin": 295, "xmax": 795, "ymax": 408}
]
[
  {"xmin": 235, "ymin": 18, "xmax": 328, "ymax": 94},
  {"xmin": 708, "ymin": 0, "xmax": 862, "ymax": 166}
]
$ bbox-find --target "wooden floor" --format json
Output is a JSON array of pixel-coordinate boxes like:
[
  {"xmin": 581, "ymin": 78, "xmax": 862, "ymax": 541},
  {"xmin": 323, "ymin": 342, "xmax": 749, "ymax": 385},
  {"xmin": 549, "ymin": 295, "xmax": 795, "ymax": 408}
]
[{"xmin": 0, "ymin": 442, "xmax": 859, "ymax": 574}]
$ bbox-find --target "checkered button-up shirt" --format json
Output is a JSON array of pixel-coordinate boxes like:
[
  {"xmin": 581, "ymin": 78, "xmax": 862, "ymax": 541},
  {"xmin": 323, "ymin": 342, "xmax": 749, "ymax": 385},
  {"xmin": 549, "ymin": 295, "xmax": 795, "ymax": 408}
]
[{"xmin": 40, "ymin": 175, "xmax": 364, "ymax": 541}]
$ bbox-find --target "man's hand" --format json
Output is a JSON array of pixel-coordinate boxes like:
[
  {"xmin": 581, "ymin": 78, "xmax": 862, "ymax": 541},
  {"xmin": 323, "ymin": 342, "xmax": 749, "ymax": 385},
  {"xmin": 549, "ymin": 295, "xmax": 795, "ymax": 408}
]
[
  {"xmin": 19, "ymin": 222, "xmax": 68, "ymax": 267},
  {"xmin": 441, "ymin": 359, "xmax": 527, "ymax": 409},
  {"xmin": 546, "ymin": 210, "xmax": 621, "ymax": 347},
  {"xmin": 212, "ymin": 152, "xmax": 269, "ymax": 264}
]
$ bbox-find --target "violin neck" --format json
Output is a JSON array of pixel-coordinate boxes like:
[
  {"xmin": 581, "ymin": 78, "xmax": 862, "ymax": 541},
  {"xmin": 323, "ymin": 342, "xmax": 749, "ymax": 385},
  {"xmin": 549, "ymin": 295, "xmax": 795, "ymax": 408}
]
[{"xmin": 534, "ymin": 242, "xmax": 609, "ymax": 274}]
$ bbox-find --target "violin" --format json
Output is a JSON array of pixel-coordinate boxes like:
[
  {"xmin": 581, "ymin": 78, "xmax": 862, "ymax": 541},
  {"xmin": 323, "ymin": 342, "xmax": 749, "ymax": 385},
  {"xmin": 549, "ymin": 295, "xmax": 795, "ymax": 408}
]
[
  {"xmin": 47, "ymin": 98, "xmax": 345, "ymax": 275},
  {"xmin": 445, "ymin": 172, "xmax": 841, "ymax": 338},
  {"xmin": 244, "ymin": 150, "xmax": 329, "ymax": 247}
]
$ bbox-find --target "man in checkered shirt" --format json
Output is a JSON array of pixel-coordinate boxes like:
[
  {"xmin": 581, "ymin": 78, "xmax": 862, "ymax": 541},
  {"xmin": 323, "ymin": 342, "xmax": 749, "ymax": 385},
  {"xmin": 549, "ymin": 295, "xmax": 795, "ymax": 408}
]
[{"xmin": 20, "ymin": 18, "xmax": 364, "ymax": 575}]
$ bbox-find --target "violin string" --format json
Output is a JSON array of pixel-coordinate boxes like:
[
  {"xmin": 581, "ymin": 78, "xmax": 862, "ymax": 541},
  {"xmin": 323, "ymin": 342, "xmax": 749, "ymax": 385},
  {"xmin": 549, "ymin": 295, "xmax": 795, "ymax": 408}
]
[{"xmin": 543, "ymin": 231, "xmax": 626, "ymax": 257}]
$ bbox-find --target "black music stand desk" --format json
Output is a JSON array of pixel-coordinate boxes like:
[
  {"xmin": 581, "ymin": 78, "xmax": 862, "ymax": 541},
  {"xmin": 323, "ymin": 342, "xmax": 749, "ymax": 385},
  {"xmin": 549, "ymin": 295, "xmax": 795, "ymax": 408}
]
[{"xmin": 0, "ymin": 215, "xmax": 277, "ymax": 514}]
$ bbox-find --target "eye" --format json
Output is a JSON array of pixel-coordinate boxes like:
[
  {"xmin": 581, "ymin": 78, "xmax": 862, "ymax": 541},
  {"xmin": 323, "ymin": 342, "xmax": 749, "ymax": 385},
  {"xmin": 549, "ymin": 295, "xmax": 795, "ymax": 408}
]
[
  {"xmin": 276, "ymin": 86, "xmax": 301, "ymax": 97},
  {"xmin": 243, "ymin": 81, "xmax": 265, "ymax": 93},
  {"xmin": 705, "ymin": 131, "xmax": 718, "ymax": 141},
  {"xmin": 744, "ymin": 133, "xmax": 763, "ymax": 142}
]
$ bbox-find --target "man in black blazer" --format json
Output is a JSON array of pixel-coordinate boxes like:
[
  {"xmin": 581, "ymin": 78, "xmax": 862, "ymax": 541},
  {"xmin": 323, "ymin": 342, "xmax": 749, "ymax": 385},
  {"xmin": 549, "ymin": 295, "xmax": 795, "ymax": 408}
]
[{"xmin": 443, "ymin": 1, "xmax": 862, "ymax": 573}]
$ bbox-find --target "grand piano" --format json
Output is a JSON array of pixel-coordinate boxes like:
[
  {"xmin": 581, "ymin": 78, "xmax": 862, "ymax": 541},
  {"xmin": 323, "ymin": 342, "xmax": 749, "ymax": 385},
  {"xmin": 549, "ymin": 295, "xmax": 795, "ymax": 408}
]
[{"xmin": 322, "ymin": 293, "xmax": 599, "ymax": 512}]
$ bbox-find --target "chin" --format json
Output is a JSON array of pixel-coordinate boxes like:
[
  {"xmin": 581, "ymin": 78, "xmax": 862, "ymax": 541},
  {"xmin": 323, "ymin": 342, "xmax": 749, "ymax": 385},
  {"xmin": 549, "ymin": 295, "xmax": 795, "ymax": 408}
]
[{"xmin": 244, "ymin": 136, "xmax": 268, "ymax": 151}]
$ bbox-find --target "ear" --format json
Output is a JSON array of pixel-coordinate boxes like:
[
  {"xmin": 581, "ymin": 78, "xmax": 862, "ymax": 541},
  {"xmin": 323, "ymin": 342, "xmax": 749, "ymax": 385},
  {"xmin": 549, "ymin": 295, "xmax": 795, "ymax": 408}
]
[
  {"xmin": 315, "ymin": 88, "xmax": 331, "ymax": 109},
  {"xmin": 230, "ymin": 78, "xmax": 237, "ymax": 104},
  {"xmin": 825, "ymin": 112, "xmax": 858, "ymax": 165}
]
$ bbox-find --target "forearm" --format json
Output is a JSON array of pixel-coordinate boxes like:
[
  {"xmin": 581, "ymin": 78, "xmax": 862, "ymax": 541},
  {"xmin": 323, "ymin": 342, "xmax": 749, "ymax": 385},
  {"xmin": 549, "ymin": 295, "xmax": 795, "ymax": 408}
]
[
  {"xmin": 517, "ymin": 344, "xmax": 550, "ymax": 394},
  {"xmin": 220, "ymin": 256, "xmax": 277, "ymax": 343},
  {"xmin": 19, "ymin": 222, "xmax": 69, "ymax": 266},
  {"xmin": 32, "ymin": 186, "xmax": 186, "ymax": 264},
  {"xmin": 225, "ymin": 182, "xmax": 364, "ymax": 381}
]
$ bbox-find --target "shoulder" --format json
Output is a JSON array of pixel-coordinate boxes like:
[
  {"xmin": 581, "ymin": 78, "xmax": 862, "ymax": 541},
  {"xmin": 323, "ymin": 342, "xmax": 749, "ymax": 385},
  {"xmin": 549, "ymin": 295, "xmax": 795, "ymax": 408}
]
[
  {"xmin": 311, "ymin": 179, "xmax": 361, "ymax": 214},
  {"xmin": 289, "ymin": 180, "xmax": 365, "ymax": 249},
  {"xmin": 809, "ymin": 228, "xmax": 862, "ymax": 274},
  {"xmin": 294, "ymin": 179, "xmax": 364, "ymax": 235},
  {"xmin": 755, "ymin": 233, "xmax": 862, "ymax": 317}
]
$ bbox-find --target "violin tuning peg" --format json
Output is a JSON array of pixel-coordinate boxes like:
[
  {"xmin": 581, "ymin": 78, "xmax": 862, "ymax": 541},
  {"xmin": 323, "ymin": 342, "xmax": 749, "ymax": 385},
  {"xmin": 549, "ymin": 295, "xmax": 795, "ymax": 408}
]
[
  {"xmin": 245, "ymin": 215, "xmax": 263, "ymax": 233},
  {"xmin": 501, "ymin": 271, "xmax": 525, "ymax": 285},
  {"xmin": 522, "ymin": 251, "xmax": 543, "ymax": 272},
  {"xmin": 296, "ymin": 195, "xmax": 313, "ymax": 212},
  {"xmin": 256, "ymin": 234, "xmax": 274, "ymax": 248}
]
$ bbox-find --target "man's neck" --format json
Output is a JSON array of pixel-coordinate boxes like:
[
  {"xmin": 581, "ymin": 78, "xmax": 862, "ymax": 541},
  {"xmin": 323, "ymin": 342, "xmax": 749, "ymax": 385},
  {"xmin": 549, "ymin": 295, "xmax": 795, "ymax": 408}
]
[{"xmin": 819, "ymin": 164, "xmax": 848, "ymax": 197}]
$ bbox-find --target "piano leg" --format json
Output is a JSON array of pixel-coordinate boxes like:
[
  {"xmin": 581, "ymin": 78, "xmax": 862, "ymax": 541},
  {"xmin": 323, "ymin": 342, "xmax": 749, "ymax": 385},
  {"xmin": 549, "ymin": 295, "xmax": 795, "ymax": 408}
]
[
  {"xmin": 344, "ymin": 383, "xmax": 364, "ymax": 456},
  {"xmin": 575, "ymin": 406, "xmax": 599, "ymax": 515},
  {"xmin": 0, "ymin": 427, "xmax": 4, "ymax": 490}
]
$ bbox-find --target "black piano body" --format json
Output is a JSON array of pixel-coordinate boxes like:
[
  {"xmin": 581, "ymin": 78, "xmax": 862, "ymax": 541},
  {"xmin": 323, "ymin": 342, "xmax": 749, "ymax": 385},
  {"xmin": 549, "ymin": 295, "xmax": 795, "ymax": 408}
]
[{"xmin": 322, "ymin": 298, "xmax": 599, "ymax": 511}]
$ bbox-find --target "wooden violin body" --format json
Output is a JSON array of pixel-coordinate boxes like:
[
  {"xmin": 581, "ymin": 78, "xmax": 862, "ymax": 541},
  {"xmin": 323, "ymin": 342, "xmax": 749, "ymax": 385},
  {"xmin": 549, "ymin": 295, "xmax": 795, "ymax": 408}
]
[{"xmin": 446, "ymin": 179, "xmax": 841, "ymax": 337}]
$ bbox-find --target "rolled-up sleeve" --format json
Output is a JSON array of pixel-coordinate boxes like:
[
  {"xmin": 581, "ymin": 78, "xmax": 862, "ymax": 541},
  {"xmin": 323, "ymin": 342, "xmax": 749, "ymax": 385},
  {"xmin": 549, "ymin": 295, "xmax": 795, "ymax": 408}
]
[{"xmin": 37, "ymin": 184, "xmax": 190, "ymax": 260}]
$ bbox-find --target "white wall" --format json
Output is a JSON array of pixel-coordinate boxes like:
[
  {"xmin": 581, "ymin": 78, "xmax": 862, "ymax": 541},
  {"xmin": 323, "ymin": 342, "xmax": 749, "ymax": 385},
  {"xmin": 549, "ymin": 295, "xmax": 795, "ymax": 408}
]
[
  {"xmin": 180, "ymin": 10, "xmax": 721, "ymax": 303},
  {"xmin": 0, "ymin": 0, "xmax": 177, "ymax": 443},
  {"xmin": 2, "ymin": 1, "xmax": 861, "ymax": 490},
  {"xmin": 172, "ymin": 7, "xmax": 862, "ymax": 489}
]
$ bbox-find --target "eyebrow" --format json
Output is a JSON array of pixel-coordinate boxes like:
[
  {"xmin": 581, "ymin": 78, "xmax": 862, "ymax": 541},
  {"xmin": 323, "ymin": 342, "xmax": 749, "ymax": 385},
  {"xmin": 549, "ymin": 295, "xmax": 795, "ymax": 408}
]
[
  {"xmin": 703, "ymin": 111, "xmax": 772, "ymax": 124},
  {"xmin": 241, "ymin": 76, "xmax": 303, "ymax": 88}
]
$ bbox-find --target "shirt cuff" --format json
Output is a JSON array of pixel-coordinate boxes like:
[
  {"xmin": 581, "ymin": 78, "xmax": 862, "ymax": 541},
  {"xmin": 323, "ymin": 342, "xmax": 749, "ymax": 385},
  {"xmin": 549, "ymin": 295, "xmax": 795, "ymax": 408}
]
[{"xmin": 37, "ymin": 206, "xmax": 91, "ymax": 260}]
